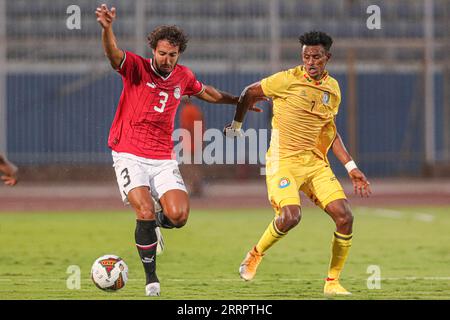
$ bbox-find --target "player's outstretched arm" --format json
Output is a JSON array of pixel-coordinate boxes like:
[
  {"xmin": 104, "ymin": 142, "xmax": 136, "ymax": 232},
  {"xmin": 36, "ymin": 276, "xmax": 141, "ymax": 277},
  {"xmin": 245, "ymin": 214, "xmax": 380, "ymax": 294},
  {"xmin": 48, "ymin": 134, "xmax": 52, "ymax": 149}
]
[
  {"xmin": 95, "ymin": 4, "xmax": 124, "ymax": 70},
  {"xmin": 235, "ymin": 82, "xmax": 266, "ymax": 121},
  {"xmin": 332, "ymin": 132, "xmax": 371, "ymax": 197},
  {"xmin": 196, "ymin": 85, "xmax": 240, "ymax": 105},
  {"xmin": 223, "ymin": 82, "xmax": 268, "ymax": 137},
  {"xmin": 197, "ymin": 85, "xmax": 265, "ymax": 111},
  {"xmin": 0, "ymin": 154, "xmax": 18, "ymax": 186}
]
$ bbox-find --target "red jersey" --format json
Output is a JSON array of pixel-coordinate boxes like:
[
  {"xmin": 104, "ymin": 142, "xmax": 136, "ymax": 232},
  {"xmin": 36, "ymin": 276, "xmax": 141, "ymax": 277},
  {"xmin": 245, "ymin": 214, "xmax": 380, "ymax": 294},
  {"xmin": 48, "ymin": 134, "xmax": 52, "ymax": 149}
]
[{"xmin": 108, "ymin": 50, "xmax": 204, "ymax": 159}]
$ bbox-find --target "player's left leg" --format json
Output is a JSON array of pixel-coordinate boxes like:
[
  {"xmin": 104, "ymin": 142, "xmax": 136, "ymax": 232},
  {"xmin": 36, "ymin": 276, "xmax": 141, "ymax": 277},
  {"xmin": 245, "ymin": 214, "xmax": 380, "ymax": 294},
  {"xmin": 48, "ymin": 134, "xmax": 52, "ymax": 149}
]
[
  {"xmin": 323, "ymin": 198, "xmax": 353, "ymax": 296},
  {"xmin": 159, "ymin": 189, "xmax": 190, "ymax": 228},
  {"xmin": 151, "ymin": 161, "xmax": 190, "ymax": 229},
  {"xmin": 303, "ymin": 165, "xmax": 352, "ymax": 295}
]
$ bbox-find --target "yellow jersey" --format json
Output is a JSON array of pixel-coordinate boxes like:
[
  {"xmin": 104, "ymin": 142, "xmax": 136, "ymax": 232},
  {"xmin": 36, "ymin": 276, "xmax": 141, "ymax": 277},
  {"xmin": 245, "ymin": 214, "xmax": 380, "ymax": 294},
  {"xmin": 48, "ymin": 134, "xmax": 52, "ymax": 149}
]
[{"xmin": 261, "ymin": 65, "xmax": 341, "ymax": 163}]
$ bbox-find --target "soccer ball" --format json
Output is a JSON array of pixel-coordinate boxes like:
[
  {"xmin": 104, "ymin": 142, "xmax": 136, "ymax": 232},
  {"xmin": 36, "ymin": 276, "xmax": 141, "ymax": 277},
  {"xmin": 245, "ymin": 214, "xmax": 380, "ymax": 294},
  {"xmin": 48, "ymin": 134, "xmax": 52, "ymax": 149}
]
[{"xmin": 91, "ymin": 254, "xmax": 128, "ymax": 291}]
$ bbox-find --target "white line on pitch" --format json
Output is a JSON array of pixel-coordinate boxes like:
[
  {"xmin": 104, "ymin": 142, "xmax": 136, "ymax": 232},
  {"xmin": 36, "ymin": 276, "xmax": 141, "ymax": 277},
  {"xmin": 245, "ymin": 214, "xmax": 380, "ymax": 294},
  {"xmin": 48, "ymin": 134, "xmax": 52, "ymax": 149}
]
[{"xmin": 356, "ymin": 207, "xmax": 435, "ymax": 222}]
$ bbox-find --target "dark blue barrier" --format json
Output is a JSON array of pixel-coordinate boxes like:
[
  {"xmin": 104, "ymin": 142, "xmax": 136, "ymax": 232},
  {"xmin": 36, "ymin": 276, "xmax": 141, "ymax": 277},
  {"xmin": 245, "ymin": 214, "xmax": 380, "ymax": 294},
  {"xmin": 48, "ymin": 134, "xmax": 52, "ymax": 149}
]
[{"xmin": 6, "ymin": 72, "xmax": 444, "ymax": 177}]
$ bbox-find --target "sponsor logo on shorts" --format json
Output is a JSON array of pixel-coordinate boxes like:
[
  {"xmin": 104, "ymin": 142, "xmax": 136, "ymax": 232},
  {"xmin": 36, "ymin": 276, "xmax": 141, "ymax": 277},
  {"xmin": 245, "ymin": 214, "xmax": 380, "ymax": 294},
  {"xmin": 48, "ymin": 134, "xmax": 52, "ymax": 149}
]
[
  {"xmin": 173, "ymin": 168, "xmax": 182, "ymax": 179},
  {"xmin": 279, "ymin": 177, "xmax": 290, "ymax": 189}
]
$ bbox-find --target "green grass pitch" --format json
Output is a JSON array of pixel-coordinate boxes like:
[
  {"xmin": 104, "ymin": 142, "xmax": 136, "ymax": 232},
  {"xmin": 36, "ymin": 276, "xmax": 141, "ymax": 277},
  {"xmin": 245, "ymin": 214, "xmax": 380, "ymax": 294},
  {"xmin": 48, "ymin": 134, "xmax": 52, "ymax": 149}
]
[{"xmin": 0, "ymin": 207, "xmax": 449, "ymax": 300}]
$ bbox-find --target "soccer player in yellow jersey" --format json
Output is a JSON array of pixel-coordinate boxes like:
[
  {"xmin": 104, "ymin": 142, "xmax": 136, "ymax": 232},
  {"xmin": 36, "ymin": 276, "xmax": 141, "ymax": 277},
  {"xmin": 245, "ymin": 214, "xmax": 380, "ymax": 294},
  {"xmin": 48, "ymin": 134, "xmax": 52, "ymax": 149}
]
[{"xmin": 224, "ymin": 31, "xmax": 371, "ymax": 296}]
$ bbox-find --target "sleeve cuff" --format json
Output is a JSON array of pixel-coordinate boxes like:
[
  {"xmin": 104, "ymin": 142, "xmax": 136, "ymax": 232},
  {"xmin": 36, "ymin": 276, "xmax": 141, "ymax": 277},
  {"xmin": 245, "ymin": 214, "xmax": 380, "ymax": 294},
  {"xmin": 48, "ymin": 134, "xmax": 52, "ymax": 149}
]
[
  {"xmin": 193, "ymin": 84, "xmax": 206, "ymax": 96},
  {"xmin": 116, "ymin": 50, "xmax": 127, "ymax": 71}
]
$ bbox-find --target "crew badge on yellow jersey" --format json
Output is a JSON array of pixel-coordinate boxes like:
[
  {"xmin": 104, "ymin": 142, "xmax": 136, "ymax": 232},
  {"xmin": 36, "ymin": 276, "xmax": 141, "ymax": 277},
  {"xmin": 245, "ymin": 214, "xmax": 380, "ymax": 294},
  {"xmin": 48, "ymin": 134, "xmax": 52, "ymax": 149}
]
[{"xmin": 322, "ymin": 92, "xmax": 330, "ymax": 104}]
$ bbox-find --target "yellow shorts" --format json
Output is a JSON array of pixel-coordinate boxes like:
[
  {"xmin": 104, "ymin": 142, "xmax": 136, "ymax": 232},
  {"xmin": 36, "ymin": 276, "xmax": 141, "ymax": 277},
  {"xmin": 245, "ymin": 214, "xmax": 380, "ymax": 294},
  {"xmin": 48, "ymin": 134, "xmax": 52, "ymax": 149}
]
[{"xmin": 266, "ymin": 151, "xmax": 346, "ymax": 215}]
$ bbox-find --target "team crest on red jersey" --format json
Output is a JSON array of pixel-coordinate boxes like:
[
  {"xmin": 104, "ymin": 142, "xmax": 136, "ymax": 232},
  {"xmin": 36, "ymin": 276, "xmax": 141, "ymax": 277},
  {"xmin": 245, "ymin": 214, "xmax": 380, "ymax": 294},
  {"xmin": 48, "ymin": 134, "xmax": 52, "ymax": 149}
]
[{"xmin": 174, "ymin": 86, "xmax": 181, "ymax": 99}]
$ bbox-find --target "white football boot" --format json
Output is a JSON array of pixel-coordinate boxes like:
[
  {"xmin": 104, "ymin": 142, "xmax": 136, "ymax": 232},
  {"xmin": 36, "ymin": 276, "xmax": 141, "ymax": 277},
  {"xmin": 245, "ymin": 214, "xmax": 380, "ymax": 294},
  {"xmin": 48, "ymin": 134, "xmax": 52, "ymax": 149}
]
[{"xmin": 145, "ymin": 282, "xmax": 161, "ymax": 297}]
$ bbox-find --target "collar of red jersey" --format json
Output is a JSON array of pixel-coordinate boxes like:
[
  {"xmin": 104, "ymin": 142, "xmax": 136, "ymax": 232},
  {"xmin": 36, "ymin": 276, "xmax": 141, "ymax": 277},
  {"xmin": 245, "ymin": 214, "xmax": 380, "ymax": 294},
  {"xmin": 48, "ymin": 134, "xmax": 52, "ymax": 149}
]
[
  {"xmin": 150, "ymin": 59, "xmax": 174, "ymax": 81},
  {"xmin": 301, "ymin": 66, "xmax": 328, "ymax": 85}
]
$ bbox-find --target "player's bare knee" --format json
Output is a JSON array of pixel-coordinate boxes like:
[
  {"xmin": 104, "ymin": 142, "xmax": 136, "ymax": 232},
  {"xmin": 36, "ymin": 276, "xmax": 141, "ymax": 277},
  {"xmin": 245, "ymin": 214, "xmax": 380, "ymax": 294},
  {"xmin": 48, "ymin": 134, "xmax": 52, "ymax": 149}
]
[
  {"xmin": 171, "ymin": 214, "xmax": 188, "ymax": 228},
  {"xmin": 135, "ymin": 208, "xmax": 155, "ymax": 220},
  {"xmin": 136, "ymin": 211, "xmax": 155, "ymax": 220},
  {"xmin": 133, "ymin": 203, "xmax": 155, "ymax": 220},
  {"xmin": 335, "ymin": 213, "xmax": 353, "ymax": 229},
  {"xmin": 332, "ymin": 205, "xmax": 353, "ymax": 233},
  {"xmin": 279, "ymin": 206, "xmax": 301, "ymax": 232},
  {"xmin": 165, "ymin": 207, "xmax": 189, "ymax": 228},
  {"xmin": 326, "ymin": 201, "xmax": 353, "ymax": 229},
  {"xmin": 174, "ymin": 216, "xmax": 188, "ymax": 228}
]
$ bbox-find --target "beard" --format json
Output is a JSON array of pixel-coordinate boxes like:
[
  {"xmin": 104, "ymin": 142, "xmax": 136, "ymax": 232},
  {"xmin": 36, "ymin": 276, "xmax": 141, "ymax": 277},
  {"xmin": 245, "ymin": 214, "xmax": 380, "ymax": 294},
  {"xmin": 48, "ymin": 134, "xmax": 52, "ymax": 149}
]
[{"xmin": 153, "ymin": 59, "xmax": 178, "ymax": 77}]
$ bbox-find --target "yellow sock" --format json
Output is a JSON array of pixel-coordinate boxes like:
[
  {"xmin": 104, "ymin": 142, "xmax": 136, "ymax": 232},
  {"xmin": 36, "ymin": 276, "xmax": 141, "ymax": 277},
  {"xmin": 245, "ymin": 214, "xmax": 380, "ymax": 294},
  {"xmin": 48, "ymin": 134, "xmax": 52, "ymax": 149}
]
[
  {"xmin": 255, "ymin": 219, "xmax": 287, "ymax": 254},
  {"xmin": 327, "ymin": 231, "xmax": 352, "ymax": 280}
]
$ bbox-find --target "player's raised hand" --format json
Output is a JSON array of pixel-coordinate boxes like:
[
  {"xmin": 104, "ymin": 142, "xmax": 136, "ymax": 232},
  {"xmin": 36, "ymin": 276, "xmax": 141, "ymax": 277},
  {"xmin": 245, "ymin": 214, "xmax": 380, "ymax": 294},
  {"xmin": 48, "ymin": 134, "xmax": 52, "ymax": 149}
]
[
  {"xmin": 348, "ymin": 168, "xmax": 371, "ymax": 197},
  {"xmin": 95, "ymin": 4, "xmax": 116, "ymax": 29}
]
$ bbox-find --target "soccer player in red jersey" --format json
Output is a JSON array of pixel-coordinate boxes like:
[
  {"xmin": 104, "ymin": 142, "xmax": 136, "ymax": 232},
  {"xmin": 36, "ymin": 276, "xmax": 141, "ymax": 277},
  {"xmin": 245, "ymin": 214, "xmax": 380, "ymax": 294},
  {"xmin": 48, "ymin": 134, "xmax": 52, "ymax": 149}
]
[{"xmin": 96, "ymin": 4, "xmax": 261, "ymax": 296}]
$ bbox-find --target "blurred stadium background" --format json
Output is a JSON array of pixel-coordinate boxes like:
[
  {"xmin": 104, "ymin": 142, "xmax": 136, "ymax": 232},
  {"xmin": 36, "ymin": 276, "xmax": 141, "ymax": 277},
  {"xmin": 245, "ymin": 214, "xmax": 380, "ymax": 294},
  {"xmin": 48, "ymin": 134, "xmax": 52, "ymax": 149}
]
[{"xmin": 0, "ymin": 0, "xmax": 449, "ymax": 205}]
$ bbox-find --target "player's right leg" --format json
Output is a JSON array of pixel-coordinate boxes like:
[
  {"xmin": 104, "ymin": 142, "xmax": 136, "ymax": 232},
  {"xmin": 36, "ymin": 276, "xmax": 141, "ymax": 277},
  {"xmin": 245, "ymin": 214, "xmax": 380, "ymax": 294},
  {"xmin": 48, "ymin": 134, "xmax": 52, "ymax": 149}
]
[
  {"xmin": 239, "ymin": 165, "xmax": 302, "ymax": 281},
  {"xmin": 239, "ymin": 204, "xmax": 302, "ymax": 281},
  {"xmin": 112, "ymin": 152, "xmax": 160, "ymax": 296},
  {"xmin": 127, "ymin": 187, "xmax": 161, "ymax": 296}
]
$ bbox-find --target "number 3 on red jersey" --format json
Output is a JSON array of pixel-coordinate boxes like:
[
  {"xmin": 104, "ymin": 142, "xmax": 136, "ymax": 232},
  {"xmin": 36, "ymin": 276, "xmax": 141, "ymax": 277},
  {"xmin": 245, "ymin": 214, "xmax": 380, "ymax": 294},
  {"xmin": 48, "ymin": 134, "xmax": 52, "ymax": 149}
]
[{"xmin": 154, "ymin": 91, "xmax": 169, "ymax": 113}]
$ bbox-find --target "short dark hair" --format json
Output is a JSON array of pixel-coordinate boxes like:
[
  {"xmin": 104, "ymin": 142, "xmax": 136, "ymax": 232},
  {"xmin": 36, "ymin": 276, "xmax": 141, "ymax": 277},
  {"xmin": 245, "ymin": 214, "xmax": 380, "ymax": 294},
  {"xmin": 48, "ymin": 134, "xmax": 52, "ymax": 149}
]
[
  {"xmin": 298, "ymin": 31, "xmax": 333, "ymax": 52},
  {"xmin": 147, "ymin": 25, "xmax": 188, "ymax": 53}
]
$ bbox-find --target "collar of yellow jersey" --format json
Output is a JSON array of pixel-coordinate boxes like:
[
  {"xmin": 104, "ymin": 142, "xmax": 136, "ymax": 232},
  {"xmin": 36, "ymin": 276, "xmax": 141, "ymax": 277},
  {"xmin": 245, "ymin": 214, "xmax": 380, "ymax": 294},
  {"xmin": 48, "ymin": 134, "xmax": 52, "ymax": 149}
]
[{"xmin": 301, "ymin": 66, "xmax": 328, "ymax": 86}]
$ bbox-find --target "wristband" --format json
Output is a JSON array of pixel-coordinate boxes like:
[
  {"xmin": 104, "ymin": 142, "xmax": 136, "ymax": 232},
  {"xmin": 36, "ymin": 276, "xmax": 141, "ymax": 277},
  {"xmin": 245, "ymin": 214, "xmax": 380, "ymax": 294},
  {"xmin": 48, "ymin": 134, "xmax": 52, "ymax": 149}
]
[
  {"xmin": 231, "ymin": 120, "xmax": 242, "ymax": 130},
  {"xmin": 344, "ymin": 160, "xmax": 357, "ymax": 173}
]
